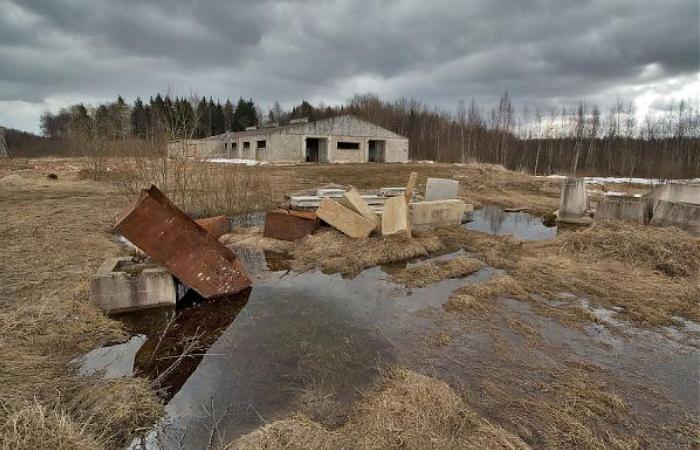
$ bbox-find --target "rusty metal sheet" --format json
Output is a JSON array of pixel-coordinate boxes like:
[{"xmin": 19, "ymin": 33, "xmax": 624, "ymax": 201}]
[
  {"xmin": 263, "ymin": 209, "xmax": 317, "ymax": 241},
  {"xmin": 195, "ymin": 215, "xmax": 230, "ymax": 240},
  {"xmin": 114, "ymin": 186, "xmax": 250, "ymax": 299}
]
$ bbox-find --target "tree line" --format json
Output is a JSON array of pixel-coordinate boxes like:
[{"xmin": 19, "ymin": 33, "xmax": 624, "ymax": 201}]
[{"xmin": 19, "ymin": 91, "xmax": 700, "ymax": 178}]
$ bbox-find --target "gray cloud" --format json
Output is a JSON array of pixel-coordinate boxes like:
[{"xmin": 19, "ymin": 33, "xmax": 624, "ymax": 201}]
[{"xmin": 0, "ymin": 0, "xmax": 697, "ymax": 132}]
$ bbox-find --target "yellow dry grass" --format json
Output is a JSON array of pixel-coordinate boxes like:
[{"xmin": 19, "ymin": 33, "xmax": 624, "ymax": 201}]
[
  {"xmin": 291, "ymin": 229, "xmax": 444, "ymax": 275},
  {"xmin": 226, "ymin": 368, "xmax": 530, "ymax": 450},
  {"xmin": 444, "ymin": 273, "xmax": 524, "ymax": 313},
  {"xmin": 391, "ymin": 256, "xmax": 485, "ymax": 287},
  {"xmin": 0, "ymin": 160, "xmax": 163, "ymax": 449}
]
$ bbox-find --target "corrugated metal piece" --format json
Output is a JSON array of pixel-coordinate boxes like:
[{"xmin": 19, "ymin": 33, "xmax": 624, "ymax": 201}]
[
  {"xmin": 195, "ymin": 215, "xmax": 230, "ymax": 239},
  {"xmin": 263, "ymin": 209, "xmax": 317, "ymax": 241},
  {"xmin": 114, "ymin": 186, "xmax": 251, "ymax": 298}
]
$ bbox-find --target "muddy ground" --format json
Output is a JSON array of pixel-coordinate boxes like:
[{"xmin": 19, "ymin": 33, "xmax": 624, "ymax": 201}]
[{"xmin": 0, "ymin": 157, "xmax": 697, "ymax": 450}]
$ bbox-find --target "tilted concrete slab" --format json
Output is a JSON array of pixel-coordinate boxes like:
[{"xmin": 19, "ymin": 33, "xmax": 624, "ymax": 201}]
[
  {"xmin": 114, "ymin": 186, "xmax": 251, "ymax": 299},
  {"xmin": 89, "ymin": 257, "xmax": 176, "ymax": 314},
  {"xmin": 410, "ymin": 199, "xmax": 466, "ymax": 231},
  {"xmin": 650, "ymin": 200, "xmax": 700, "ymax": 234},
  {"xmin": 643, "ymin": 184, "xmax": 700, "ymax": 221},
  {"xmin": 558, "ymin": 177, "xmax": 589, "ymax": 223},
  {"xmin": 382, "ymin": 196, "xmax": 409, "ymax": 236},
  {"xmin": 595, "ymin": 196, "xmax": 645, "ymax": 224},
  {"xmin": 425, "ymin": 178, "xmax": 459, "ymax": 202},
  {"xmin": 316, "ymin": 198, "xmax": 375, "ymax": 239},
  {"xmin": 338, "ymin": 187, "xmax": 380, "ymax": 228}
]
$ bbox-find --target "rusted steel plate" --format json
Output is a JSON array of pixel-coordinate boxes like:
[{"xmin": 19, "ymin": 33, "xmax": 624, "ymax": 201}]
[
  {"xmin": 263, "ymin": 209, "xmax": 317, "ymax": 241},
  {"xmin": 195, "ymin": 215, "xmax": 230, "ymax": 239},
  {"xmin": 114, "ymin": 186, "xmax": 250, "ymax": 298}
]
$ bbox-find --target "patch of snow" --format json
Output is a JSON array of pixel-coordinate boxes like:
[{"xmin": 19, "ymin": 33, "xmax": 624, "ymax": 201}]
[{"xmin": 206, "ymin": 158, "xmax": 262, "ymax": 166}]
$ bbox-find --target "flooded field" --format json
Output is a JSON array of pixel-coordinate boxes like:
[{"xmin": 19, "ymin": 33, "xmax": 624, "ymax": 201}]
[
  {"xmin": 464, "ymin": 205, "xmax": 556, "ymax": 240},
  {"xmin": 80, "ymin": 239, "xmax": 699, "ymax": 449}
]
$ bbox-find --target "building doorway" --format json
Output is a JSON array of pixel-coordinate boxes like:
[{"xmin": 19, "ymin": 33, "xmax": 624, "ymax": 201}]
[
  {"xmin": 368, "ymin": 140, "xmax": 385, "ymax": 162},
  {"xmin": 305, "ymin": 137, "xmax": 328, "ymax": 162}
]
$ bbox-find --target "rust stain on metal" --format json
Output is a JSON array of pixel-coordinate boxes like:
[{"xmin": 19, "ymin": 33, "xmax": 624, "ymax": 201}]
[
  {"xmin": 195, "ymin": 215, "xmax": 230, "ymax": 239},
  {"xmin": 263, "ymin": 209, "xmax": 317, "ymax": 241},
  {"xmin": 115, "ymin": 186, "xmax": 250, "ymax": 298}
]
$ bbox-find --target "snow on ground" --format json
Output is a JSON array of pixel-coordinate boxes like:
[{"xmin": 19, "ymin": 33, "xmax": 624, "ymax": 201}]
[
  {"xmin": 543, "ymin": 175, "xmax": 700, "ymax": 185},
  {"xmin": 206, "ymin": 158, "xmax": 262, "ymax": 166}
]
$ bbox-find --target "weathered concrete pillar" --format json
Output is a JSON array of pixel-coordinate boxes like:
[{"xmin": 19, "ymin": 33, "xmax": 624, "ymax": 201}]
[{"xmin": 558, "ymin": 177, "xmax": 589, "ymax": 223}]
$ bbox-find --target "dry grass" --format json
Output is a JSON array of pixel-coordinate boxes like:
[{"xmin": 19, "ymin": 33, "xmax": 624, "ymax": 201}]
[
  {"xmin": 444, "ymin": 273, "xmax": 525, "ymax": 313},
  {"xmin": 221, "ymin": 225, "xmax": 295, "ymax": 254},
  {"xmin": 437, "ymin": 223, "xmax": 700, "ymax": 326},
  {"xmin": 391, "ymin": 256, "xmax": 485, "ymax": 287},
  {"xmin": 0, "ymin": 161, "xmax": 162, "ymax": 449},
  {"xmin": 226, "ymin": 368, "xmax": 530, "ymax": 450},
  {"xmin": 291, "ymin": 229, "xmax": 444, "ymax": 276}
]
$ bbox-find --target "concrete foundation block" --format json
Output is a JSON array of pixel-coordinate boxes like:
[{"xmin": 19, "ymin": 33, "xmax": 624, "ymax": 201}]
[
  {"xmin": 425, "ymin": 178, "xmax": 459, "ymax": 201},
  {"xmin": 558, "ymin": 177, "xmax": 589, "ymax": 223},
  {"xmin": 650, "ymin": 200, "xmax": 700, "ymax": 234},
  {"xmin": 316, "ymin": 198, "xmax": 375, "ymax": 239},
  {"xmin": 382, "ymin": 196, "xmax": 409, "ymax": 236},
  {"xmin": 89, "ymin": 257, "xmax": 176, "ymax": 314},
  {"xmin": 596, "ymin": 196, "xmax": 645, "ymax": 224},
  {"xmin": 643, "ymin": 184, "xmax": 700, "ymax": 221},
  {"xmin": 410, "ymin": 199, "xmax": 466, "ymax": 231}
]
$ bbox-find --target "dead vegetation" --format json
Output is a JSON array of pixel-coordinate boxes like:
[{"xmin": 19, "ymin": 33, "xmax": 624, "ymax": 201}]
[
  {"xmin": 227, "ymin": 368, "xmax": 529, "ymax": 450},
  {"xmin": 436, "ymin": 222, "xmax": 700, "ymax": 326},
  {"xmin": 445, "ymin": 273, "xmax": 524, "ymax": 313},
  {"xmin": 391, "ymin": 256, "xmax": 485, "ymax": 287}
]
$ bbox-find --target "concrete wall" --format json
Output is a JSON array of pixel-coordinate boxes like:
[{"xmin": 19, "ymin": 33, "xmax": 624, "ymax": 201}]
[
  {"xmin": 596, "ymin": 196, "xmax": 645, "ymax": 224},
  {"xmin": 643, "ymin": 184, "xmax": 700, "ymax": 220},
  {"xmin": 650, "ymin": 200, "xmax": 700, "ymax": 234}
]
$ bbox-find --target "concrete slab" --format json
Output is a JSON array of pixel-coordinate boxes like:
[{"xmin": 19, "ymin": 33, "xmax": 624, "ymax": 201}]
[
  {"xmin": 317, "ymin": 188, "xmax": 346, "ymax": 198},
  {"xmin": 382, "ymin": 196, "xmax": 409, "ymax": 236},
  {"xmin": 316, "ymin": 198, "xmax": 375, "ymax": 239},
  {"xmin": 410, "ymin": 200, "xmax": 466, "ymax": 231},
  {"xmin": 404, "ymin": 172, "xmax": 418, "ymax": 203},
  {"xmin": 643, "ymin": 184, "xmax": 700, "ymax": 221},
  {"xmin": 264, "ymin": 209, "xmax": 318, "ymax": 241},
  {"xmin": 338, "ymin": 187, "xmax": 380, "ymax": 228},
  {"xmin": 380, "ymin": 187, "xmax": 406, "ymax": 197},
  {"xmin": 114, "ymin": 186, "xmax": 251, "ymax": 299},
  {"xmin": 595, "ymin": 196, "xmax": 645, "ymax": 224},
  {"xmin": 89, "ymin": 257, "xmax": 176, "ymax": 314},
  {"xmin": 650, "ymin": 200, "xmax": 700, "ymax": 234},
  {"xmin": 425, "ymin": 178, "xmax": 459, "ymax": 201}
]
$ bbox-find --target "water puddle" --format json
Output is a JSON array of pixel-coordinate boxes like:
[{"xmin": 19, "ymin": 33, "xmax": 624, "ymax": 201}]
[
  {"xmin": 464, "ymin": 205, "xmax": 556, "ymax": 240},
  {"xmin": 82, "ymin": 240, "xmax": 697, "ymax": 448}
]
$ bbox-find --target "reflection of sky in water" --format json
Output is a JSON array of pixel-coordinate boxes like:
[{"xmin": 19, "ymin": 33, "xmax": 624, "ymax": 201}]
[{"xmin": 464, "ymin": 205, "xmax": 556, "ymax": 240}]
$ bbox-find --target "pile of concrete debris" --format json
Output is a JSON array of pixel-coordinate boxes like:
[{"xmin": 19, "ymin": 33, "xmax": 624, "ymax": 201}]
[
  {"xmin": 263, "ymin": 173, "xmax": 471, "ymax": 241},
  {"xmin": 557, "ymin": 177, "xmax": 700, "ymax": 233},
  {"xmin": 90, "ymin": 175, "xmax": 471, "ymax": 315}
]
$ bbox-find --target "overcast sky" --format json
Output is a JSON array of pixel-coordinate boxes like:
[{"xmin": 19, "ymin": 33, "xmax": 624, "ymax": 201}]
[{"xmin": 0, "ymin": 0, "xmax": 698, "ymax": 133}]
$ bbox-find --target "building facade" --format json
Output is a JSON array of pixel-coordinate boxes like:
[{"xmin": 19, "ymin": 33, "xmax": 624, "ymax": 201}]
[{"xmin": 167, "ymin": 115, "xmax": 409, "ymax": 163}]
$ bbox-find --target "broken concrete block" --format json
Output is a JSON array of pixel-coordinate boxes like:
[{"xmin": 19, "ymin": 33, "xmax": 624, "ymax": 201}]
[
  {"xmin": 316, "ymin": 198, "xmax": 375, "ymax": 239},
  {"xmin": 643, "ymin": 184, "xmax": 700, "ymax": 221},
  {"xmin": 338, "ymin": 187, "xmax": 380, "ymax": 228},
  {"xmin": 195, "ymin": 215, "xmax": 230, "ymax": 239},
  {"xmin": 263, "ymin": 209, "xmax": 318, "ymax": 241},
  {"xmin": 425, "ymin": 178, "xmax": 459, "ymax": 201},
  {"xmin": 382, "ymin": 196, "xmax": 409, "ymax": 236},
  {"xmin": 650, "ymin": 200, "xmax": 700, "ymax": 234},
  {"xmin": 596, "ymin": 196, "xmax": 645, "ymax": 224},
  {"xmin": 89, "ymin": 257, "xmax": 176, "ymax": 314},
  {"xmin": 115, "ymin": 186, "xmax": 251, "ymax": 299},
  {"xmin": 410, "ymin": 200, "xmax": 466, "ymax": 231},
  {"xmin": 558, "ymin": 177, "xmax": 589, "ymax": 223},
  {"xmin": 380, "ymin": 187, "xmax": 406, "ymax": 197}
]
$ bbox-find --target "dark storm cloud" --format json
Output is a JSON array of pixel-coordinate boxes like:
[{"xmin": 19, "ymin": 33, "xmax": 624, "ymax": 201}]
[{"xmin": 0, "ymin": 0, "xmax": 697, "ymax": 132}]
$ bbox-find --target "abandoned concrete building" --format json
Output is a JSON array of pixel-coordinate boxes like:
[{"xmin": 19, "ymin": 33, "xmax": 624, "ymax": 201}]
[{"xmin": 167, "ymin": 115, "xmax": 409, "ymax": 163}]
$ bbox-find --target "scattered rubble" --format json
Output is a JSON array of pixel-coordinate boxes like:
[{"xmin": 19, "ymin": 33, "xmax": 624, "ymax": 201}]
[{"xmin": 114, "ymin": 185, "xmax": 251, "ymax": 300}]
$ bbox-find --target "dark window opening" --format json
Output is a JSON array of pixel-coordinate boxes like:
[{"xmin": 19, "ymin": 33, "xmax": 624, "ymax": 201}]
[
  {"xmin": 224, "ymin": 142, "xmax": 228, "ymax": 150},
  {"xmin": 232, "ymin": 142, "xmax": 237, "ymax": 149},
  {"xmin": 257, "ymin": 140, "xmax": 266, "ymax": 149},
  {"xmin": 337, "ymin": 141, "xmax": 360, "ymax": 150},
  {"xmin": 243, "ymin": 141, "xmax": 250, "ymax": 149}
]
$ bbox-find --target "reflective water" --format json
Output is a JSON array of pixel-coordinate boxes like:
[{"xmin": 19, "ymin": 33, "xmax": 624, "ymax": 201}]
[{"xmin": 464, "ymin": 205, "xmax": 556, "ymax": 240}]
